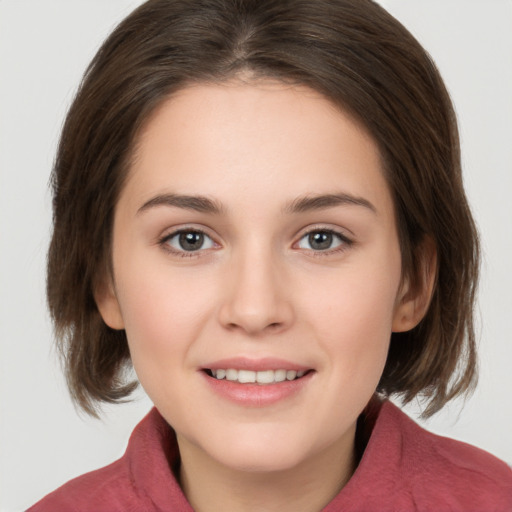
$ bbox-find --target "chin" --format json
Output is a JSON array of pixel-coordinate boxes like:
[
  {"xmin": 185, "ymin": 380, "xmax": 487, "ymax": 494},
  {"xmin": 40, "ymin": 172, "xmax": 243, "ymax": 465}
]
[
  {"xmin": 200, "ymin": 426, "xmax": 322, "ymax": 474},
  {"xmin": 217, "ymin": 447, "xmax": 309, "ymax": 474}
]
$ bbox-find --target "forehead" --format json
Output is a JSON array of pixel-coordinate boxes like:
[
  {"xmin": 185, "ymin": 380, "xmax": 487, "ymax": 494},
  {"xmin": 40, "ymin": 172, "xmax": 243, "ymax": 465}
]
[{"xmin": 123, "ymin": 80, "xmax": 392, "ymax": 216}]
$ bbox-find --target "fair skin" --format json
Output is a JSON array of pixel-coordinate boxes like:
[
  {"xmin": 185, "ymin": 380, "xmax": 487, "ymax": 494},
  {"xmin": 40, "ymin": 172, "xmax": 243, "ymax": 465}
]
[{"xmin": 96, "ymin": 80, "xmax": 432, "ymax": 512}]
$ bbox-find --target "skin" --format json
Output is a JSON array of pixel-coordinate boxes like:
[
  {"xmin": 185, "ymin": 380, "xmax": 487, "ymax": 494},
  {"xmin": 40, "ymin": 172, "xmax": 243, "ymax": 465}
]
[{"xmin": 96, "ymin": 80, "xmax": 432, "ymax": 512}]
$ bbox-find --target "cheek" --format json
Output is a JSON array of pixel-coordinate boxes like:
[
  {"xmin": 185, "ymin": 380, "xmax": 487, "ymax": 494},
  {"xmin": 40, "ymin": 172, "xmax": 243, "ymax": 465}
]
[
  {"xmin": 114, "ymin": 259, "xmax": 217, "ymax": 374},
  {"xmin": 299, "ymin": 255, "xmax": 401, "ymax": 373},
  {"xmin": 114, "ymin": 269, "xmax": 219, "ymax": 421}
]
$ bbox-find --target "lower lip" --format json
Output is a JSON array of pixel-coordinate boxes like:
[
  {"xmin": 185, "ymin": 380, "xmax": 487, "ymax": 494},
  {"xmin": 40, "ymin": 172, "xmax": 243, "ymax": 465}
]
[{"xmin": 201, "ymin": 371, "xmax": 314, "ymax": 407}]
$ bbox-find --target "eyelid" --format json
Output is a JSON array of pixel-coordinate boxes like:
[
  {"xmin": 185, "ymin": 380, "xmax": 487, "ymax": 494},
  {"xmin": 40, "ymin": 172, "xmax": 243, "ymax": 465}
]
[
  {"xmin": 294, "ymin": 224, "xmax": 353, "ymax": 242},
  {"xmin": 158, "ymin": 225, "xmax": 220, "ymax": 257},
  {"xmin": 292, "ymin": 225, "xmax": 354, "ymax": 253}
]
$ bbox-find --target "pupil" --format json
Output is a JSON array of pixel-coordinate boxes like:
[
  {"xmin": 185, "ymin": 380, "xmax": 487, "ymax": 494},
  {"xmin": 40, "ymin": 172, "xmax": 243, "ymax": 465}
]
[
  {"xmin": 309, "ymin": 231, "xmax": 332, "ymax": 250},
  {"xmin": 179, "ymin": 232, "xmax": 204, "ymax": 251}
]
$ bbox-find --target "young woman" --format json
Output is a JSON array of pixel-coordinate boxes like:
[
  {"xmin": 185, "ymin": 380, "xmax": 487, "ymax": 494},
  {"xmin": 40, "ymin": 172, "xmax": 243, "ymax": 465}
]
[{"xmin": 28, "ymin": 0, "xmax": 512, "ymax": 510}]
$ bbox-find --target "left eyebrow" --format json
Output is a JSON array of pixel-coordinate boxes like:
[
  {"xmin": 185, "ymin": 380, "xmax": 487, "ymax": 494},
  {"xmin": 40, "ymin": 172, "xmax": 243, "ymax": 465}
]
[
  {"xmin": 137, "ymin": 193, "xmax": 225, "ymax": 215},
  {"xmin": 283, "ymin": 193, "xmax": 377, "ymax": 215}
]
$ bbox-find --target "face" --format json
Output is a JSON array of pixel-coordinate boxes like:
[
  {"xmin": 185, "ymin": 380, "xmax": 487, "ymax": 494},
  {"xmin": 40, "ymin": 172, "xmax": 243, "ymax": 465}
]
[{"xmin": 98, "ymin": 80, "xmax": 416, "ymax": 475}]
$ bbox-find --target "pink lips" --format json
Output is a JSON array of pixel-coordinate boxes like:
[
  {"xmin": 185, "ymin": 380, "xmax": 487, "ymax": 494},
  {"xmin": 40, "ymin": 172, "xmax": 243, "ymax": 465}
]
[
  {"xmin": 204, "ymin": 357, "xmax": 310, "ymax": 372},
  {"xmin": 201, "ymin": 357, "xmax": 314, "ymax": 407}
]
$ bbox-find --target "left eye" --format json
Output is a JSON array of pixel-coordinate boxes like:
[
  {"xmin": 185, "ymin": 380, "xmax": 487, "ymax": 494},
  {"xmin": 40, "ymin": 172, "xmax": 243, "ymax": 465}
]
[
  {"xmin": 297, "ymin": 230, "xmax": 345, "ymax": 251},
  {"xmin": 164, "ymin": 230, "xmax": 215, "ymax": 252}
]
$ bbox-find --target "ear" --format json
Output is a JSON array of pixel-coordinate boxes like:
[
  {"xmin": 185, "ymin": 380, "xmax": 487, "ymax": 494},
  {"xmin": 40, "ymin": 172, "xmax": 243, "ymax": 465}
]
[
  {"xmin": 94, "ymin": 275, "xmax": 125, "ymax": 330},
  {"xmin": 392, "ymin": 236, "xmax": 437, "ymax": 333}
]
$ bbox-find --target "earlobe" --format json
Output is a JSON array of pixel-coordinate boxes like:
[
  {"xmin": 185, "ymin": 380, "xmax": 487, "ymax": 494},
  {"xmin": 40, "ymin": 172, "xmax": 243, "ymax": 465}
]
[
  {"xmin": 392, "ymin": 237, "xmax": 437, "ymax": 333},
  {"xmin": 94, "ymin": 277, "xmax": 125, "ymax": 330},
  {"xmin": 391, "ymin": 296, "xmax": 419, "ymax": 332}
]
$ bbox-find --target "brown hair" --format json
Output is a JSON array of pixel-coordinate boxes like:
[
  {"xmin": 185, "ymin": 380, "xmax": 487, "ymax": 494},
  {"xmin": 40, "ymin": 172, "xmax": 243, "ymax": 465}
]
[{"xmin": 47, "ymin": 0, "xmax": 479, "ymax": 417}]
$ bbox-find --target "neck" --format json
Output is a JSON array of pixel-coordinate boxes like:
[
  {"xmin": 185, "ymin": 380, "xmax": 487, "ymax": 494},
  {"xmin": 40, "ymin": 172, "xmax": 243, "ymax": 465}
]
[{"xmin": 177, "ymin": 424, "xmax": 357, "ymax": 512}]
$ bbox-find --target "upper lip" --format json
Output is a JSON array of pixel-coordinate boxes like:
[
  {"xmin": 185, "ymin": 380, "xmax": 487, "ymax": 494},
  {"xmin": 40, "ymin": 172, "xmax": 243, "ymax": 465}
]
[{"xmin": 202, "ymin": 357, "xmax": 312, "ymax": 372}]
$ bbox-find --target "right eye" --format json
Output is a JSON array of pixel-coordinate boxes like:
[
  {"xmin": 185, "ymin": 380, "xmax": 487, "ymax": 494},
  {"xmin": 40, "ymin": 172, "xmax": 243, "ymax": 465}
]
[{"xmin": 160, "ymin": 229, "xmax": 216, "ymax": 254}]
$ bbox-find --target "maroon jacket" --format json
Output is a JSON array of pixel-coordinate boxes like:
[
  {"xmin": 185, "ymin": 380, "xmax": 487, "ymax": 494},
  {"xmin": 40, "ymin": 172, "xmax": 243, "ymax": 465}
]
[{"xmin": 28, "ymin": 400, "xmax": 512, "ymax": 511}]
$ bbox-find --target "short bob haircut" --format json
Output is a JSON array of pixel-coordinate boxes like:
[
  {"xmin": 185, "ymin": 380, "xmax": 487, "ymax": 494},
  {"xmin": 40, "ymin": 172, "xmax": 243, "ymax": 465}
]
[{"xmin": 47, "ymin": 0, "xmax": 479, "ymax": 418}]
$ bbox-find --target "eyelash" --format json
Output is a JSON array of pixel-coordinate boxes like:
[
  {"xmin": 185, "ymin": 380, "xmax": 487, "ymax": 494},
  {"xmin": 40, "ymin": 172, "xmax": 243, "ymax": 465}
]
[
  {"xmin": 296, "ymin": 227, "xmax": 354, "ymax": 256},
  {"xmin": 158, "ymin": 228, "xmax": 215, "ymax": 258},
  {"xmin": 158, "ymin": 227, "xmax": 354, "ymax": 258}
]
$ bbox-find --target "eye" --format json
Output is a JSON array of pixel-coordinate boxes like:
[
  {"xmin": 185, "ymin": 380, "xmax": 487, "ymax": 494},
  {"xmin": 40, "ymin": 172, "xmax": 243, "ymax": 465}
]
[
  {"xmin": 162, "ymin": 229, "xmax": 216, "ymax": 253},
  {"xmin": 297, "ymin": 229, "xmax": 349, "ymax": 252}
]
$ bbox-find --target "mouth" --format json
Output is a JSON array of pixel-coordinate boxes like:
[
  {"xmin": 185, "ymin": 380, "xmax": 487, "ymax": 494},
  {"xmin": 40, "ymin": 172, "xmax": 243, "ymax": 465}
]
[
  {"xmin": 200, "ymin": 359, "xmax": 315, "ymax": 406},
  {"xmin": 203, "ymin": 368, "xmax": 312, "ymax": 385}
]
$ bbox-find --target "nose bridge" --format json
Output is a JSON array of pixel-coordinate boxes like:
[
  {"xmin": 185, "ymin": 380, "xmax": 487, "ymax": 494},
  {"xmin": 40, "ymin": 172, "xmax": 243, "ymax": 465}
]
[{"xmin": 219, "ymin": 238, "xmax": 292, "ymax": 335}]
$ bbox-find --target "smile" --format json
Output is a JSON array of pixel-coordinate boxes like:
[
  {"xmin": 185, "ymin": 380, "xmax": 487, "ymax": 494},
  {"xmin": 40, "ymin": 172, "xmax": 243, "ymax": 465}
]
[
  {"xmin": 201, "ymin": 361, "xmax": 315, "ymax": 406},
  {"xmin": 207, "ymin": 368, "xmax": 307, "ymax": 384}
]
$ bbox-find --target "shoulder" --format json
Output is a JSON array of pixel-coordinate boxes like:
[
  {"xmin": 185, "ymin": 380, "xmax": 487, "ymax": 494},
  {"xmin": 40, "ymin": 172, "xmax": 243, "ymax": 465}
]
[
  {"xmin": 27, "ymin": 408, "xmax": 190, "ymax": 512},
  {"xmin": 385, "ymin": 401, "xmax": 512, "ymax": 509},
  {"xmin": 26, "ymin": 456, "xmax": 140, "ymax": 512}
]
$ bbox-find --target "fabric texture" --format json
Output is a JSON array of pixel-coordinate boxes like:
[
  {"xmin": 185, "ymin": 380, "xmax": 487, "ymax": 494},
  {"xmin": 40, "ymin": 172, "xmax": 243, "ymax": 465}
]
[{"xmin": 28, "ymin": 400, "xmax": 512, "ymax": 511}]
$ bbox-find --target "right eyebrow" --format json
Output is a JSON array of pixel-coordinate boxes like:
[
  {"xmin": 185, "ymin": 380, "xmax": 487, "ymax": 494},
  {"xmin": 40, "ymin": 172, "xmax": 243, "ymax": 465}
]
[{"xmin": 137, "ymin": 193, "xmax": 225, "ymax": 215}]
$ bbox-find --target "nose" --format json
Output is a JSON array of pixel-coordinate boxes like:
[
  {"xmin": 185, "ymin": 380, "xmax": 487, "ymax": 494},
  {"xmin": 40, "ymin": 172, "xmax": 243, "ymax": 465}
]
[{"xmin": 218, "ymin": 246, "xmax": 294, "ymax": 336}]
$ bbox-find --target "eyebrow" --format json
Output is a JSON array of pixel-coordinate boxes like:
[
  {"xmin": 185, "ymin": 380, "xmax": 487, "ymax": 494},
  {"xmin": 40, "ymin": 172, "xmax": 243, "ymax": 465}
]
[
  {"xmin": 137, "ymin": 193, "xmax": 224, "ymax": 215},
  {"xmin": 137, "ymin": 191, "xmax": 377, "ymax": 216},
  {"xmin": 283, "ymin": 193, "xmax": 377, "ymax": 214}
]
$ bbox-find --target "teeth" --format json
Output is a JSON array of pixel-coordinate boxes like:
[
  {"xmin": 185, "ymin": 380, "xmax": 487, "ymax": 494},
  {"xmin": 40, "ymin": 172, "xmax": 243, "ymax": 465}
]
[
  {"xmin": 274, "ymin": 369, "xmax": 286, "ymax": 382},
  {"xmin": 211, "ymin": 368, "xmax": 307, "ymax": 384},
  {"xmin": 225, "ymin": 369, "xmax": 238, "ymax": 381},
  {"xmin": 238, "ymin": 370, "xmax": 256, "ymax": 383},
  {"xmin": 256, "ymin": 370, "xmax": 274, "ymax": 384}
]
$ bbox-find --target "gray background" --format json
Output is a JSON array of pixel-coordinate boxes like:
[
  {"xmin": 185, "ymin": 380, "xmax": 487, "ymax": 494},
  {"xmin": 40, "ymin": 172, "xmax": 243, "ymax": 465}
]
[{"xmin": 1, "ymin": 1, "xmax": 511, "ymax": 510}]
